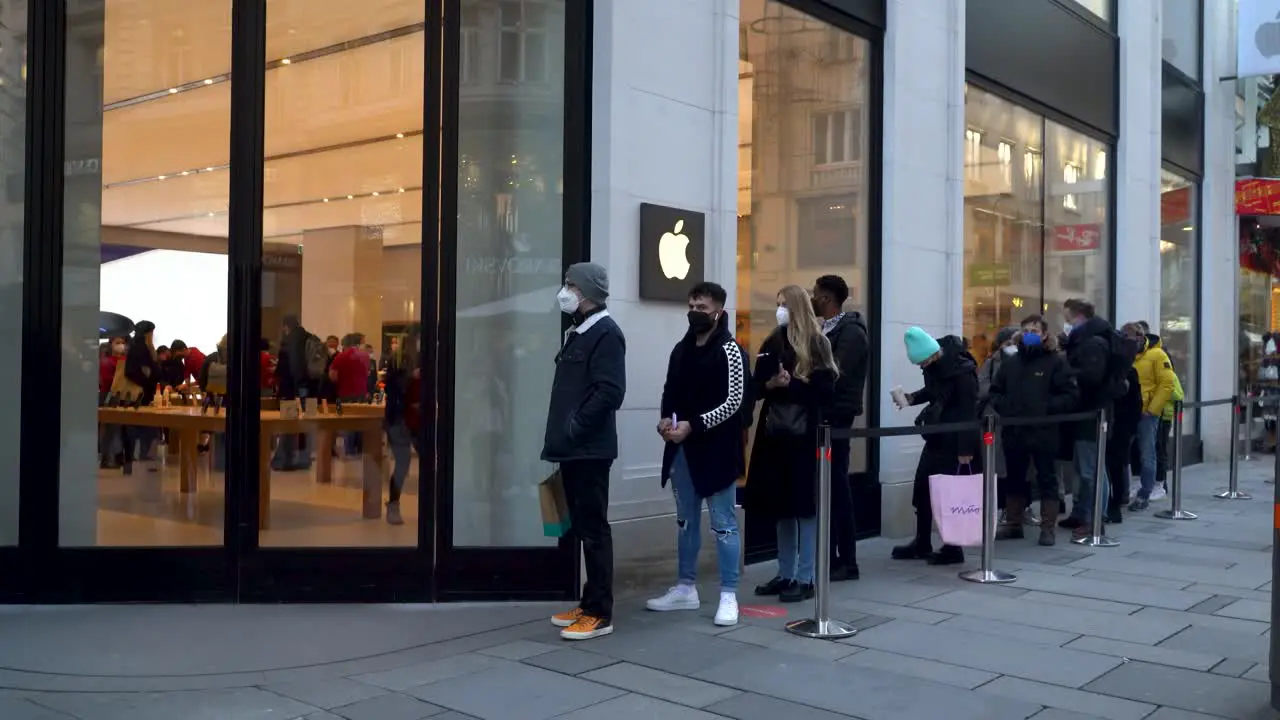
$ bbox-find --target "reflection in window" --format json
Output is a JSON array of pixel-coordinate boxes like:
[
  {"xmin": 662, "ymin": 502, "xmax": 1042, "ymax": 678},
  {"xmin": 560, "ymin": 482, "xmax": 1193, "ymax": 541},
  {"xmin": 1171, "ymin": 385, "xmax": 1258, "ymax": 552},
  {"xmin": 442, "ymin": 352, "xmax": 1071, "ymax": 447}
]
[
  {"xmin": 1160, "ymin": 169, "xmax": 1198, "ymax": 420},
  {"xmin": 1067, "ymin": 0, "xmax": 1110, "ymax": 22},
  {"xmin": 1161, "ymin": 0, "xmax": 1200, "ymax": 79},
  {"xmin": 0, "ymin": 0, "xmax": 22, "ymax": 545},
  {"xmin": 1062, "ymin": 162, "xmax": 1080, "ymax": 211},
  {"xmin": 1045, "ymin": 120, "xmax": 1110, "ymax": 318},
  {"xmin": 499, "ymin": 0, "xmax": 548, "ymax": 84},
  {"xmin": 965, "ymin": 128, "xmax": 982, "ymax": 180},
  {"xmin": 997, "ymin": 140, "xmax": 1012, "ymax": 187},
  {"xmin": 461, "ymin": 5, "xmax": 482, "ymax": 84},
  {"xmin": 738, "ymin": 0, "xmax": 871, "ymax": 473}
]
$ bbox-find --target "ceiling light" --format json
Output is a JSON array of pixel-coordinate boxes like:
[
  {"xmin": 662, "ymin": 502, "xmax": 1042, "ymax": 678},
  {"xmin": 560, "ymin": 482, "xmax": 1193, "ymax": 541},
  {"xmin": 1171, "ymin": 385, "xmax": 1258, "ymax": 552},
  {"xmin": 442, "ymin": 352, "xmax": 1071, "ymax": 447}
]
[
  {"xmin": 397, "ymin": 188, "xmax": 405, "ymax": 193},
  {"xmin": 395, "ymin": 132, "xmax": 404, "ymax": 138},
  {"xmin": 181, "ymin": 171, "xmax": 190, "ymax": 176},
  {"xmin": 205, "ymin": 167, "xmax": 214, "ymax": 172},
  {"xmin": 1182, "ymin": 225, "xmax": 1194, "ymax": 231},
  {"xmin": 168, "ymin": 88, "xmax": 177, "ymax": 94},
  {"xmin": 371, "ymin": 191, "xmax": 379, "ymax": 196},
  {"xmin": 207, "ymin": 212, "xmax": 215, "ymax": 217},
  {"xmin": 158, "ymin": 175, "xmax": 166, "ymax": 180},
  {"xmin": 346, "ymin": 195, "xmax": 354, "ymax": 200},
  {"xmin": 322, "ymin": 198, "xmax": 329, "ymax": 203},
  {"xmin": 281, "ymin": 58, "xmax": 291, "ymax": 65},
  {"xmin": 204, "ymin": 78, "xmax": 214, "ymax": 85}
]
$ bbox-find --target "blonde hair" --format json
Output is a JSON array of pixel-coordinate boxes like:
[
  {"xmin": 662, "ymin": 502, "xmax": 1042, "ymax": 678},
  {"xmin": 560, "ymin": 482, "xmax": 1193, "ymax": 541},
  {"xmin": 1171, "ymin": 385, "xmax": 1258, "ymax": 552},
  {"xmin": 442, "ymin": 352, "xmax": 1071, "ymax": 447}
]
[{"xmin": 777, "ymin": 285, "xmax": 839, "ymax": 381}]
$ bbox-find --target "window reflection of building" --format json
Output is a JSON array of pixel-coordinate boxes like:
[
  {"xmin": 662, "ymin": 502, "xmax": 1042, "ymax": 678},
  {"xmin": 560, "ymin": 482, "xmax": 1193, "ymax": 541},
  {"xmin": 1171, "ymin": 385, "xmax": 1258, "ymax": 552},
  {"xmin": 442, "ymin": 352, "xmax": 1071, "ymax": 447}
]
[
  {"xmin": 1159, "ymin": 169, "xmax": 1197, "ymax": 425},
  {"xmin": 963, "ymin": 85, "xmax": 1111, "ymax": 342},
  {"xmin": 736, "ymin": 0, "xmax": 871, "ymax": 474}
]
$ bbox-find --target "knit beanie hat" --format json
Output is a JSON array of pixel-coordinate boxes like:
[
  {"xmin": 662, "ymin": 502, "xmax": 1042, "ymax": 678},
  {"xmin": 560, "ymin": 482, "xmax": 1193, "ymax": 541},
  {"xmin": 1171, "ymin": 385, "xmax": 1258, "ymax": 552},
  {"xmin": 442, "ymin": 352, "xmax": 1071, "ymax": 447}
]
[
  {"xmin": 994, "ymin": 326, "xmax": 1018, "ymax": 347},
  {"xmin": 565, "ymin": 262, "xmax": 609, "ymax": 304},
  {"xmin": 904, "ymin": 326, "xmax": 941, "ymax": 365}
]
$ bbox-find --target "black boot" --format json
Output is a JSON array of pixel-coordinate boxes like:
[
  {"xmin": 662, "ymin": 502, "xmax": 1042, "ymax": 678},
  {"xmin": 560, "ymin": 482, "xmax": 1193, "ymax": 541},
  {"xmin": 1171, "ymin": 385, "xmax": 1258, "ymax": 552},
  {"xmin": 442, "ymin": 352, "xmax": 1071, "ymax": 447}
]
[
  {"xmin": 928, "ymin": 544, "xmax": 965, "ymax": 566},
  {"xmin": 891, "ymin": 538, "xmax": 932, "ymax": 560}
]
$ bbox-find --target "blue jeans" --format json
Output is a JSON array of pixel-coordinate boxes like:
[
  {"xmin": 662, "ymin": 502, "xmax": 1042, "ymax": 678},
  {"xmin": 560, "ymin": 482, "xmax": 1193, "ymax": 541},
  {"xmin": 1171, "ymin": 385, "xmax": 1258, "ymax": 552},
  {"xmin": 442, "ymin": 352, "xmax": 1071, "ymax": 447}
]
[
  {"xmin": 385, "ymin": 420, "xmax": 423, "ymax": 504},
  {"xmin": 671, "ymin": 448, "xmax": 740, "ymax": 592},
  {"xmin": 1135, "ymin": 415, "xmax": 1159, "ymax": 499},
  {"xmin": 777, "ymin": 516, "xmax": 817, "ymax": 584},
  {"xmin": 1071, "ymin": 439, "xmax": 1109, "ymax": 522}
]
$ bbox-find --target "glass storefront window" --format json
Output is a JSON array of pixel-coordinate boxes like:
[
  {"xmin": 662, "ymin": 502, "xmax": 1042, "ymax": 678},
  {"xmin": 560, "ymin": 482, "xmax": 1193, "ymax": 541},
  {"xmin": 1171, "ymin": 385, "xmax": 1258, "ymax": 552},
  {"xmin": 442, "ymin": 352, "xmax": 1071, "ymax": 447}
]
[
  {"xmin": 0, "ymin": 0, "xmax": 23, "ymax": 546},
  {"xmin": 1162, "ymin": 0, "xmax": 1201, "ymax": 80},
  {"xmin": 1067, "ymin": 0, "xmax": 1111, "ymax": 22},
  {"xmin": 737, "ymin": 0, "xmax": 872, "ymax": 473},
  {"xmin": 962, "ymin": 86, "xmax": 1112, "ymax": 350},
  {"xmin": 452, "ymin": 0, "xmax": 567, "ymax": 547},
  {"xmin": 1159, "ymin": 169, "xmax": 1198, "ymax": 416},
  {"xmin": 60, "ymin": 0, "xmax": 230, "ymax": 546}
]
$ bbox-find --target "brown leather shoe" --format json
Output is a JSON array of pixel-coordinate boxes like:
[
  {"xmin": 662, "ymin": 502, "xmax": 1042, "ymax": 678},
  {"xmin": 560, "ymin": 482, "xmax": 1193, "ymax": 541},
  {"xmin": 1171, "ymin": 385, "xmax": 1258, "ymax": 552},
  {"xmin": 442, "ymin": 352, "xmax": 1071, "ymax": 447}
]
[{"xmin": 1038, "ymin": 498, "xmax": 1058, "ymax": 546}]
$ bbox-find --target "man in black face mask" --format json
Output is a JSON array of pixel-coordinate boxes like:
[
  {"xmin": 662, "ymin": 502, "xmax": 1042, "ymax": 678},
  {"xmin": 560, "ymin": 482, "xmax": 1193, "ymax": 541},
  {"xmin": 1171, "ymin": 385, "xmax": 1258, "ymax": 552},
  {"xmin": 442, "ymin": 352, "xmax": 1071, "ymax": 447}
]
[{"xmin": 648, "ymin": 281, "xmax": 750, "ymax": 628}]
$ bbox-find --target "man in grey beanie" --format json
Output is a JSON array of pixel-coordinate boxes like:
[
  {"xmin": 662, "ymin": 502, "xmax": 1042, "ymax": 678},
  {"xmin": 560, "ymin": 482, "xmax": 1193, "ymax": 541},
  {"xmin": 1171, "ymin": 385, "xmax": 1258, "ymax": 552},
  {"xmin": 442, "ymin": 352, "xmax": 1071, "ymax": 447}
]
[{"xmin": 544, "ymin": 262, "xmax": 627, "ymax": 640}]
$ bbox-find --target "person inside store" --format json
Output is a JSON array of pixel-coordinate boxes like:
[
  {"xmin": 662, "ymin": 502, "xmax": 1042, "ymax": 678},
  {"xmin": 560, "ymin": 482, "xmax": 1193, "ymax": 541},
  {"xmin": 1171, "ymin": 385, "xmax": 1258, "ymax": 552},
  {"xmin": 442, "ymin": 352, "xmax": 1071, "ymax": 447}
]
[
  {"xmin": 646, "ymin": 281, "xmax": 748, "ymax": 627},
  {"xmin": 120, "ymin": 320, "xmax": 161, "ymax": 474},
  {"xmin": 330, "ymin": 332, "xmax": 371, "ymax": 455},
  {"xmin": 274, "ymin": 315, "xmax": 326, "ymax": 471},
  {"xmin": 1122, "ymin": 321, "xmax": 1176, "ymax": 512},
  {"xmin": 810, "ymin": 274, "xmax": 869, "ymax": 581},
  {"xmin": 98, "ymin": 336, "xmax": 128, "ymax": 469},
  {"xmin": 544, "ymin": 262, "xmax": 626, "ymax": 641},
  {"xmin": 196, "ymin": 334, "xmax": 230, "ymax": 463},
  {"xmin": 988, "ymin": 315, "xmax": 1078, "ymax": 546},
  {"xmin": 169, "ymin": 340, "xmax": 206, "ymax": 389},
  {"xmin": 259, "ymin": 338, "xmax": 277, "ymax": 398},
  {"xmin": 890, "ymin": 326, "xmax": 980, "ymax": 566},
  {"xmin": 747, "ymin": 285, "xmax": 838, "ymax": 603},
  {"xmin": 155, "ymin": 345, "xmax": 182, "ymax": 390},
  {"xmin": 382, "ymin": 327, "xmax": 421, "ymax": 527}
]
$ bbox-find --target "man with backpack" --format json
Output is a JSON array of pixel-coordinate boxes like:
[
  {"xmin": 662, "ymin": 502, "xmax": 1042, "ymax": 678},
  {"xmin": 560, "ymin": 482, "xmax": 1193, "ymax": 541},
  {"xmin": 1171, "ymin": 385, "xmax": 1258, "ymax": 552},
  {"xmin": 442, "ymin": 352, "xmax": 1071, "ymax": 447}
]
[
  {"xmin": 274, "ymin": 315, "xmax": 327, "ymax": 471},
  {"xmin": 1059, "ymin": 299, "xmax": 1133, "ymax": 538}
]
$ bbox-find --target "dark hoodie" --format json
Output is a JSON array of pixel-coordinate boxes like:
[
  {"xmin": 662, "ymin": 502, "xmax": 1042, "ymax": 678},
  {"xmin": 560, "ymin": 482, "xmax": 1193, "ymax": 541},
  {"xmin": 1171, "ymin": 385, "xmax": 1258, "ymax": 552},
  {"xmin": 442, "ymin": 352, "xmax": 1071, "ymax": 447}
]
[
  {"xmin": 659, "ymin": 313, "xmax": 750, "ymax": 498},
  {"xmin": 907, "ymin": 335, "xmax": 980, "ymax": 457},
  {"xmin": 825, "ymin": 312, "xmax": 870, "ymax": 427}
]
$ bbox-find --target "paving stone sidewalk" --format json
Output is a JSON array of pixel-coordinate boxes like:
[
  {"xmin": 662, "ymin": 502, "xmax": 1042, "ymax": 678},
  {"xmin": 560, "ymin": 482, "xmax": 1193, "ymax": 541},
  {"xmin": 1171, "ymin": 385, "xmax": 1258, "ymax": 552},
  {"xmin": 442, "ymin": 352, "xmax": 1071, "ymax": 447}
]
[{"xmin": 1, "ymin": 458, "xmax": 1278, "ymax": 719}]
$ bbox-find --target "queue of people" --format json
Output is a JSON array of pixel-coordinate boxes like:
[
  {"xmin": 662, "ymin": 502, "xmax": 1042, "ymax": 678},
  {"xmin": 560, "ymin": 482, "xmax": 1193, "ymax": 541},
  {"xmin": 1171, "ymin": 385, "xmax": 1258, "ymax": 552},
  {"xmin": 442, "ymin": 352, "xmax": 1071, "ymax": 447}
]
[{"xmin": 538, "ymin": 265, "xmax": 1161, "ymax": 644}]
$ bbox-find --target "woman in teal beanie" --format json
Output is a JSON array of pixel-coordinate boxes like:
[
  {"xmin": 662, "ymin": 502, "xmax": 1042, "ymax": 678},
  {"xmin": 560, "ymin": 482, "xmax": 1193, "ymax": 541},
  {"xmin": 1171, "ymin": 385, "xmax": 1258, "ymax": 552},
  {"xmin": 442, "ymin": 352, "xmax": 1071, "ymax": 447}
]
[{"xmin": 891, "ymin": 326, "xmax": 981, "ymax": 565}]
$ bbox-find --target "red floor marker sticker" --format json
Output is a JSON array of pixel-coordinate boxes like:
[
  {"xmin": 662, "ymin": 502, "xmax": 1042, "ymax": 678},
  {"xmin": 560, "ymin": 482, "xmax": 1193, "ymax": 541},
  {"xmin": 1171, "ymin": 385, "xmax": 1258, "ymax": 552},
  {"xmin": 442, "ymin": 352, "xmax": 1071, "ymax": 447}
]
[{"xmin": 739, "ymin": 605, "xmax": 787, "ymax": 619}]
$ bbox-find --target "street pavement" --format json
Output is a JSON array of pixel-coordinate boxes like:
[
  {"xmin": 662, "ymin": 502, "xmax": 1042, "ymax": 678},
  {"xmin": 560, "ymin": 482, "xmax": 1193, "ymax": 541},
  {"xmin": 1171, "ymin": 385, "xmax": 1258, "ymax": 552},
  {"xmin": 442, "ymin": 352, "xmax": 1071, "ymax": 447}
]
[{"xmin": 0, "ymin": 458, "xmax": 1277, "ymax": 719}]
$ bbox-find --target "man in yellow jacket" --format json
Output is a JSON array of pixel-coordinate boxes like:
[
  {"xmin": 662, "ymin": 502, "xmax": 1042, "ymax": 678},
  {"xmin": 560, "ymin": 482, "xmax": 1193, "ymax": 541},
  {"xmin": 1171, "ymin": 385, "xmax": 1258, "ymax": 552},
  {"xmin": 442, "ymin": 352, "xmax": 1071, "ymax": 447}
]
[{"xmin": 1122, "ymin": 322, "xmax": 1176, "ymax": 511}]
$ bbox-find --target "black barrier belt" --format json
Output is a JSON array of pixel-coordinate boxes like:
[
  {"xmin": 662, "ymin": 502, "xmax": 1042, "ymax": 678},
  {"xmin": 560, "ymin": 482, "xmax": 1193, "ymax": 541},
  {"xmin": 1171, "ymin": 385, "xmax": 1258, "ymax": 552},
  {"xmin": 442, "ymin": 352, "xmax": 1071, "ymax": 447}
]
[
  {"xmin": 1181, "ymin": 397, "xmax": 1235, "ymax": 410},
  {"xmin": 998, "ymin": 410, "xmax": 1099, "ymax": 427},
  {"xmin": 834, "ymin": 420, "xmax": 980, "ymax": 440}
]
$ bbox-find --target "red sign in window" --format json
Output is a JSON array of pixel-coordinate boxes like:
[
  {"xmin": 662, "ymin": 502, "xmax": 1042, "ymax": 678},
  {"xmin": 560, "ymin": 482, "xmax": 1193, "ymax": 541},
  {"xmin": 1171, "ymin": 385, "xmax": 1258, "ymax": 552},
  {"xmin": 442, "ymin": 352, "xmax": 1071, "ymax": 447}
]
[{"xmin": 1050, "ymin": 224, "xmax": 1102, "ymax": 254}]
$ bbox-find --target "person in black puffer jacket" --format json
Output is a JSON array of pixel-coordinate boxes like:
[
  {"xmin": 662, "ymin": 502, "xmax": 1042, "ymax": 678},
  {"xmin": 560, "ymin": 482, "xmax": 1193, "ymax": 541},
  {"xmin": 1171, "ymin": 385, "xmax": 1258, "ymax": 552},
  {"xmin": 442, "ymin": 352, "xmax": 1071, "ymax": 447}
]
[
  {"xmin": 892, "ymin": 327, "xmax": 981, "ymax": 566},
  {"xmin": 990, "ymin": 315, "xmax": 1079, "ymax": 546},
  {"xmin": 1107, "ymin": 364, "xmax": 1142, "ymax": 523}
]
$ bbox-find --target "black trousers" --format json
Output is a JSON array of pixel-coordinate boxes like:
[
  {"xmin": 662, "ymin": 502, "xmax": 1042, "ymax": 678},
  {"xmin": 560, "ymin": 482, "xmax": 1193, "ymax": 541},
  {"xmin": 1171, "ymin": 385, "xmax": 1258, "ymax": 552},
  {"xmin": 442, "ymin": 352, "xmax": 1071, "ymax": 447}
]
[
  {"xmin": 1155, "ymin": 418, "xmax": 1171, "ymax": 488},
  {"xmin": 1003, "ymin": 441, "xmax": 1058, "ymax": 501},
  {"xmin": 561, "ymin": 459, "xmax": 614, "ymax": 620},
  {"xmin": 912, "ymin": 446, "xmax": 980, "ymax": 547},
  {"xmin": 1107, "ymin": 423, "xmax": 1135, "ymax": 507},
  {"xmin": 829, "ymin": 438, "xmax": 858, "ymax": 570}
]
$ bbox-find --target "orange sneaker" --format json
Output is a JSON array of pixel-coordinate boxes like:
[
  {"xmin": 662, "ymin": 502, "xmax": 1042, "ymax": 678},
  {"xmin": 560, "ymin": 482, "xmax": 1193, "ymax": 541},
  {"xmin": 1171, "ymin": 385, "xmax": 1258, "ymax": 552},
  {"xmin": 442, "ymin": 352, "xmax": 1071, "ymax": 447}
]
[
  {"xmin": 560, "ymin": 614, "xmax": 613, "ymax": 641},
  {"xmin": 550, "ymin": 607, "xmax": 584, "ymax": 628}
]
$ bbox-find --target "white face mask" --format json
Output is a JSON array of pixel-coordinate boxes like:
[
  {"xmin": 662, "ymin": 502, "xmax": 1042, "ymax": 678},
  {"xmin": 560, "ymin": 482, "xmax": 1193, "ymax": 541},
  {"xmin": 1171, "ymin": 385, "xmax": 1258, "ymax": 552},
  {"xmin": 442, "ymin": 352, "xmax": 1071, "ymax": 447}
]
[
  {"xmin": 775, "ymin": 306, "xmax": 790, "ymax": 327},
  {"xmin": 112, "ymin": 343, "xmax": 126, "ymax": 354},
  {"xmin": 557, "ymin": 286, "xmax": 581, "ymax": 315},
  {"xmin": 1002, "ymin": 345, "xmax": 1018, "ymax": 356}
]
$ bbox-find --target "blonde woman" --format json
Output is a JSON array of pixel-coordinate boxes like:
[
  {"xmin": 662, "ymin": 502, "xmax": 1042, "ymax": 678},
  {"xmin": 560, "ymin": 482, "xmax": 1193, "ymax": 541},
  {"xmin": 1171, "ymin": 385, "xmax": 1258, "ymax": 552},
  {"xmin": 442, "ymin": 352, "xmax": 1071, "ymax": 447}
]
[{"xmin": 745, "ymin": 285, "xmax": 839, "ymax": 603}]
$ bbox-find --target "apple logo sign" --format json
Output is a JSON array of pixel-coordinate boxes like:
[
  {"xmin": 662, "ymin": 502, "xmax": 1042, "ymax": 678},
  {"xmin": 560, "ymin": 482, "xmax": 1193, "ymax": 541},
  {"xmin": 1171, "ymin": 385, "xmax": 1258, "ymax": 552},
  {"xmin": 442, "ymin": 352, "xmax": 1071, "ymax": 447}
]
[
  {"xmin": 658, "ymin": 219, "xmax": 692, "ymax": 280},
  {"xmin": 639, "ymin": 202, "xmax": 705, "ymax": 302},
  {"xmin": 1259, "ymin": 12, "xmax": 1280, "ymax": 58}
]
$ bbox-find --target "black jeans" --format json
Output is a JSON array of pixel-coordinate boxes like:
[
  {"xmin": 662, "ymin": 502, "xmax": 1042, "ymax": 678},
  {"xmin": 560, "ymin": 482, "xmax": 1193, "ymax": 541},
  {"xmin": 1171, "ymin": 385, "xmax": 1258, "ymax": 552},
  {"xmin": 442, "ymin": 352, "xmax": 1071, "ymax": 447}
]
[
  {"xmin": 912, "ymin": 446, "xmax": 979, "ymax": 548},
  {"xmin": 1107, "ymin": 424, "xmax": 1135, "ymax": 507},
  {"xmin": 561, "ymin": 459, "xmax": 614, "ymax": 621},
  {"xmin": 829, "ymin": 438, "xmax": 858, "ymax": 570},
  {"xmin": 1004, "ymin": 441, "xmax": 1058, "ymax": 501}
]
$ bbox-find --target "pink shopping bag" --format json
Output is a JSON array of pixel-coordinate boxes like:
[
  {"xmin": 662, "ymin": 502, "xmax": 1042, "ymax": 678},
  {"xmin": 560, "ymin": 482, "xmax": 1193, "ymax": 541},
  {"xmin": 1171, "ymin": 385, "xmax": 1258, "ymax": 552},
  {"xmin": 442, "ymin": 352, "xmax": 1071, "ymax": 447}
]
[{"xmin": 928, "ymin": 472, "xmax": 985, "ymax": 547}]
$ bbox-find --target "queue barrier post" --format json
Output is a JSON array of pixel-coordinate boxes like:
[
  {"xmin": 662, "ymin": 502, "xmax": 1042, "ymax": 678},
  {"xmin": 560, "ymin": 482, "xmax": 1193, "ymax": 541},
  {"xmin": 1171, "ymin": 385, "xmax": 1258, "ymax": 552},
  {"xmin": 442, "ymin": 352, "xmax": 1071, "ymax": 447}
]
[
  {"xmin": 1243, "ymin": 391, "xmax": 1255, "ymax": 462},
  {"xmin": 1215, "ymin": 395, "xmax": 1251, "ymax": 500},
  {"xmin": 959, "ymin": 413, "xmax": 1016, "ymax": 584},
  {"xmin": 1155, "ymin": 402, "xmax": 1197, "ymax": 520},
  {"xmin": 786, "ymin": 425, "xmax": 857, "ymax": 640},
  {"xmin": 1073, "ymin": 409, "xmax": 1119, "ymax": 547}
]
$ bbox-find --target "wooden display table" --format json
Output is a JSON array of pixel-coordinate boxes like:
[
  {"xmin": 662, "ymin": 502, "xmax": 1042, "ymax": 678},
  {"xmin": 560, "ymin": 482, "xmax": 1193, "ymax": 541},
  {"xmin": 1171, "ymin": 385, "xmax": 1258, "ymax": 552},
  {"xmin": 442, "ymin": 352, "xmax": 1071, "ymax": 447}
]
[{"xmin": 96, "ymin": 406, "xmax": 384, "ymax": 530}]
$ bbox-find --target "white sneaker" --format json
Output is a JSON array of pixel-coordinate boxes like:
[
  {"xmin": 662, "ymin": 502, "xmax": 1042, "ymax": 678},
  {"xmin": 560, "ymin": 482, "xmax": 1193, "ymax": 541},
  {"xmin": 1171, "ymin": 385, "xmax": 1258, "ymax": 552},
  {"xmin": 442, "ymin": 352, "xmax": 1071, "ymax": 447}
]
[
  {"xmin": 714, "ymin": 592, "xmax": 739, "ymax": 627},
  {"xmin": 1151, "ymin": 485, "xmax": 1167, "ymax": 501},
  {"xmin": 646, "ymin": 585, "xmax": 700, "ymax": 612}
]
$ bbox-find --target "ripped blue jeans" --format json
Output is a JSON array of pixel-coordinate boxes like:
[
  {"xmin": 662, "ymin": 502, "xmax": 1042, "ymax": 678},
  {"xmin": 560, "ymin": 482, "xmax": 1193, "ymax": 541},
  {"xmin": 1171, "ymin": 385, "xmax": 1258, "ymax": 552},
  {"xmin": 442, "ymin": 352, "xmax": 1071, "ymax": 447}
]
[{"xmin": 671, "ymin": 448, "xmax": 741, "ymax": 592}]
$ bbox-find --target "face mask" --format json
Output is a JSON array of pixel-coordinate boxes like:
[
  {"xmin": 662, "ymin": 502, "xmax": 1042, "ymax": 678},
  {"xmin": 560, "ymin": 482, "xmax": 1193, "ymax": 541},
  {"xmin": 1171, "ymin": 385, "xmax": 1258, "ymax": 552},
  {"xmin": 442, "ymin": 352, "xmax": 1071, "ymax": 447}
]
[
  {"xmin": 1063, "ymin": 321, "xmax": 1074, "ymax": 335},
  {"xmin": 112, "ymin": 343, "xmax": 125, "ymax": 354},
  {"xmin": 1021, "ymin": 332, "xmax": 1042, "ymax": 348},
  {"xmin": 1002, "ymin": 345, "xmax": 1018, "ymax": 356},
  {"xmin": 687, "ymin": 310, "xmax": 715, "ymax": 334},
  {"xmin": 775, "ymin": 307, "xmax": 790, "ymax": 327},
  {"xmin": 556, "ymin": 286, "xmax": 580, "ymax": 315}
]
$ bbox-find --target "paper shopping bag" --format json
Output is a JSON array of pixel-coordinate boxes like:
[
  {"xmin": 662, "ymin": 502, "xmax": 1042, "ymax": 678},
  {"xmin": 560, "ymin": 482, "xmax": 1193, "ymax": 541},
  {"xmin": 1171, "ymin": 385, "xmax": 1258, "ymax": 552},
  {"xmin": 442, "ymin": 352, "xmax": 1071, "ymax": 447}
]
[
  {"xmin": 539, "ymin": 469, "xmax": 572, "ymax": 538},
  {"xmin": 928, "ymin": 472, "xmax": 984, "ymax": 547}
]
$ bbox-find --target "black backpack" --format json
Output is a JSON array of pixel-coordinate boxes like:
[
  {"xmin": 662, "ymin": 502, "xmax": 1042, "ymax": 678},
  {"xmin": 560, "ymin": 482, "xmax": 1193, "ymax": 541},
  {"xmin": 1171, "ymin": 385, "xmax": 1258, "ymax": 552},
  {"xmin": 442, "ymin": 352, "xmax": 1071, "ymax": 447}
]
[{"xmin": 1104, "ymin": 331, "xmax": 1140, "ymax": 399}]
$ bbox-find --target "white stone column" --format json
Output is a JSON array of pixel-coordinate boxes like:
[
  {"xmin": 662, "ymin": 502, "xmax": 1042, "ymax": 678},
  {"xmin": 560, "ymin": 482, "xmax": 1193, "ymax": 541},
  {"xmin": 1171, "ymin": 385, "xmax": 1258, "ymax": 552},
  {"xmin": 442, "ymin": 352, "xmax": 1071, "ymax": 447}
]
[
  {"xmin": 299, "ymin": 226, "xmax": 383, "ymax": 342},
  {"xmin": 877, "ymin": 0, "xmax": 967, "ymax": 538},
  {"xmin": 1200, "ymin": 0, "xmax": 1242, "ymax": 459},
  {"xmin": 1113, "ymin": 0, "xmax": 1163, "ymax": 326}
]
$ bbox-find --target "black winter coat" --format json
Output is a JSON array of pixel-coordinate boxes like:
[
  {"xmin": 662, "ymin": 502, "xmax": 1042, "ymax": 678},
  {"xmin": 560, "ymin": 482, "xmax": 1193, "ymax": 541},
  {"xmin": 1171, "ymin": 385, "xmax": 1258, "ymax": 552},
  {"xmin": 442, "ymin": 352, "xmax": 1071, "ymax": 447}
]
[
  {"xmin": 907, "ymin": 335, "xmax": 980, "ymax": 458},
  {"xmin": 744, "ymin": 329, "xmax": 835, "ymax": 519},
  {"xmin": 123, "ymin": 338, "xmax": 160, "ymax": 404},
  {"xmin": 826, "ymin": 312, "xmax": 870, "ymax": 427},
  {"xmin": 541, "ymin": 310, "xmax": 627, "ymax": 462},
  {"xmin": 991, "ymin": 341, "xmax": 1079, "ymax": 455},
  {"xmin": 1063, "ymin": 315, "xmax": 1116, "ymax": 440},
  {"xmin": 659, "ymin": 320, "xmax": 749, "ymax": 498}
]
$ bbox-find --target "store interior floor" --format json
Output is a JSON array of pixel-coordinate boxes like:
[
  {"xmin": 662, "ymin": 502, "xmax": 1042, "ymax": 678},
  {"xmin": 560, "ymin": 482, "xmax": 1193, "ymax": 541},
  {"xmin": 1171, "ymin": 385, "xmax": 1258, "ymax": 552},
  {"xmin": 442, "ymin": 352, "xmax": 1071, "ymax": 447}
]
[{"xmin": 92, "ymin": 442, "xmax": 419, "ymax": 547}]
